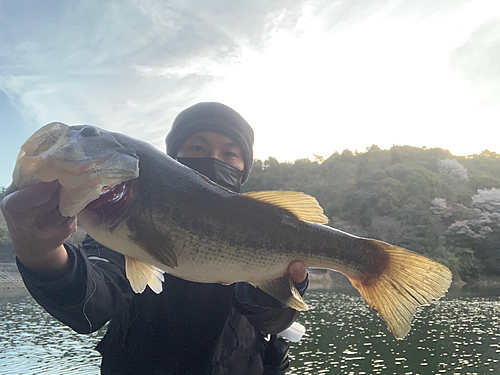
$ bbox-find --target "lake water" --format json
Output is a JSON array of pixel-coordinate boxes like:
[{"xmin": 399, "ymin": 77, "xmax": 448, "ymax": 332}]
[
  {"xmin": 288, "ymin": 288, "xmax": 500, "ymax": 374},
  {"xmin": 1, "ymin": 288, "xmax": 499, "ymax": 374}
]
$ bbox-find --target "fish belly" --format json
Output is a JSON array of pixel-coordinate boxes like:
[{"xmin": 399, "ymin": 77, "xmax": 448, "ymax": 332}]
[{"xmin": 81, "ymin": 218, "xmax": 294, "ymax": 285}]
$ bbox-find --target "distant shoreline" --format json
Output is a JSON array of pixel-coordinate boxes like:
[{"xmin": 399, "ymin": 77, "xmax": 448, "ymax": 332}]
[
  {"xmin": 2, "ymin": 264, "xmax": 500, "ymax": 299},
  {"xmin": 307, "ymin": 269, "xmax": 500, "ymax": 291}
]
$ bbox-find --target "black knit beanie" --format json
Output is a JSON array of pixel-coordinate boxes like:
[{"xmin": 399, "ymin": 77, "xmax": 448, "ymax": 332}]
[{"xmin": 166, "ymin": 102, "xmax": 254, "ymax": 183}]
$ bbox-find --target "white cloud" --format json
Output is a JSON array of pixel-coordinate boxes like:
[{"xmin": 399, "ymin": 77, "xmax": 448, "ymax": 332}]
[
  {"xmin": 195, "ymin": 0, "xmax": 500, "ymax": 160},
  {"xmin": 449, "ymin": 19, "xmax": 500, "ymax": 107},
  {"xmin": 1, "ymin": 0, "xmax": 500, "ymax": 175}
]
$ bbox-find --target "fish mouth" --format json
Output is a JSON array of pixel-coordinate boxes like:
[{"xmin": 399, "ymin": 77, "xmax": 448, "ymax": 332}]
[
  {"xmin": 55, "ymin": 154, "xmax": 114, "ymax": 175},
  {"xmin": 84, "ymin": 180, "xmax": 133, "ymax": 221}
]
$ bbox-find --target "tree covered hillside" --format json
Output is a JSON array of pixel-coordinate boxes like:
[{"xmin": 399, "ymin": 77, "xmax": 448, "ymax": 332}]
[
  {"xmin": 243, "ymin": 146, "xmax": 500, "ymax": 284},
  {"xmin": 1, "ymin": 147, "xmax": 500, "ymax": 284}
]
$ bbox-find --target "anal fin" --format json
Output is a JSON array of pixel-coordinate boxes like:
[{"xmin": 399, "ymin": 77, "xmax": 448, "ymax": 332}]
[
  {"xmin": 257, "ymin": 275, "xmax": 309, "ymax": 311},
  {"xmin": 125, "ymin": 255, "xmax": 165, "ymax": 294}
]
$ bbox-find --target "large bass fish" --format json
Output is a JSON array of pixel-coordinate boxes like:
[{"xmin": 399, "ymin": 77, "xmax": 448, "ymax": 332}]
[{"xmin": 12, "ymin": 122, "xmax": 452, "ymax": 339}]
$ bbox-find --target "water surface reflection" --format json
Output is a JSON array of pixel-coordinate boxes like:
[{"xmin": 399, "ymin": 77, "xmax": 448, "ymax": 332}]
[
  {"xmin": 0, "ymin": 295, "xmax": 105, "ymax": 374},
  {"xmin": 289, "ymin": 289, "xmax": 500, "ymax": 374},
  {"xmin": 1, "ymin": 289, "xmax": 499, "ymax": 374}
]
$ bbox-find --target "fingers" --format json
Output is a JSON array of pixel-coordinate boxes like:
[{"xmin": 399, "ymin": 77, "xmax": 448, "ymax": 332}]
[
  {"xmin": 2, "ymin": 181, "xmax": 63, "ymax": 229},
  {"xmin": 1, "ymin": 180, "xmax": 75, "ymax": 256},
  {"xmin": 33, "ymin": 193, "xmax": 77, "ymax": 238},
  {"xmin": 36, "ymin": 216, "xmax": 77, "ymax": 245},
  {"xmin": 3, "ymin": 181, "xmax": 60, "ymax": 213},
  {"xmin": 33, "ymin": 189, "xmax": 63, "ymax": 222},
  {"xmin": 288, "ymin": 261, "xmax": 308, "ymax": 284},
  {"xmin": 36, "ymin": 206, "xmax": 74, "ymax": 231},
  {"xmin": 5, "ymin": 183, "xmax": 18, "ymax": 196}
]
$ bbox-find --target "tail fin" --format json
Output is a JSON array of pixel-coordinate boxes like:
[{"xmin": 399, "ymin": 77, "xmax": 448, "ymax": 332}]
[{"xmin": 347, "ymin": 241, "xmax": 452, "ymax": 339}]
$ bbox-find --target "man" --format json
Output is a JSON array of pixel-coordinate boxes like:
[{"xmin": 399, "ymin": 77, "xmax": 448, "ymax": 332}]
[{"xmin": 2, "ymin": 102, "xmax": 308, "ymax": 374}]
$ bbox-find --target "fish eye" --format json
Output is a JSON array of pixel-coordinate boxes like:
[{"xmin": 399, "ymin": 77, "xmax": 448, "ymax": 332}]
[{"xmin": 81, "ymin": 126, "xmax": 100, "ymax": 137}]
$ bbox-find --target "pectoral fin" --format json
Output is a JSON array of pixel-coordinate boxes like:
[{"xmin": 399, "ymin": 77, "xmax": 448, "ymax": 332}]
[
  {"xmin": 257, "ymin": 275, "xmax": 309, "ymax": 311},
  {"xmin": 125, "ymin": 255, "xmax": 165, "ymax": 294},
  {"xmin": 128, "ymin": 219, "xmax": 178, "ymax": 268}
]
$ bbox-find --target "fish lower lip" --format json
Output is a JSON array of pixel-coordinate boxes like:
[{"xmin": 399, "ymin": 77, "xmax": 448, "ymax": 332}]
[
  {"xmin": 85, "ymin": 180, "xmax": 132, "ymax": 213},
  {"xmin": 54, "ymin": 154, "xmax": 113, "ymax": 173}
]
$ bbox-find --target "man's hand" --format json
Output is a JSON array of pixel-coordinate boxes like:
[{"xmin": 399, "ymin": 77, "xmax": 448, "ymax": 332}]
[
  {"xmin": 1, "ymin": 181, "xmax": 76, "ymax": 274},
  {"xmin": 288, "ymin": 261, "xmax": 308, "ymax": 284}
]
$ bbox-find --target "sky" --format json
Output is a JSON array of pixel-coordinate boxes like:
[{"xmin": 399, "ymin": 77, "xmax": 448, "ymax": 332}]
[{"xmin": 1, "ymin": 0, "xmax": 500, "ymax": 188}]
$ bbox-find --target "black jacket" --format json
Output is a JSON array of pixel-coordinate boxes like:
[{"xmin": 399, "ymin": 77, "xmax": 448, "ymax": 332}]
[{"xmin": 17, "ymin": 235, "xmax": 308, "ymax": 374}]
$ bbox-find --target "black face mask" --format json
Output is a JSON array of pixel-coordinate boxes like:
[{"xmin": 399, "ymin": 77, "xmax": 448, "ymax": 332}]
[{"xmin": 177, "ymin": 157, "xmax": 244, "ymax": 193}]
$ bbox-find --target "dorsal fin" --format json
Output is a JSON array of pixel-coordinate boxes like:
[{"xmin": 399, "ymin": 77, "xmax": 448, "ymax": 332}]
[{"xmin": 242, "ymin": 191, "xmax": 328, "ymax": 224}]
